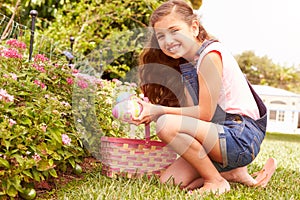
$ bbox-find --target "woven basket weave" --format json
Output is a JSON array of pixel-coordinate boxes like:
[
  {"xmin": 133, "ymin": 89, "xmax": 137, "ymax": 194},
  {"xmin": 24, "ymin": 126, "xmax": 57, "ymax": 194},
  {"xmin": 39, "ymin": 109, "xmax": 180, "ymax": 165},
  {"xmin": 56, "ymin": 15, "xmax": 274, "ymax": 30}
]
[{"xmin": 100, "ymin": 124, "xmax": 177, "ymax": 178}]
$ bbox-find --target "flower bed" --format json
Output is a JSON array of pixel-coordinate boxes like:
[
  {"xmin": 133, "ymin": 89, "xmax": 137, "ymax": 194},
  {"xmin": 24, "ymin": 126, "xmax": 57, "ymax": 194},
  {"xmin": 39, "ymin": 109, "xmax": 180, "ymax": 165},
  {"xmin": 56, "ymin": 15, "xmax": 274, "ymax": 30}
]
[{"xmin": 0, "ymin": 38, "xmax": 157, "ymax": 198}]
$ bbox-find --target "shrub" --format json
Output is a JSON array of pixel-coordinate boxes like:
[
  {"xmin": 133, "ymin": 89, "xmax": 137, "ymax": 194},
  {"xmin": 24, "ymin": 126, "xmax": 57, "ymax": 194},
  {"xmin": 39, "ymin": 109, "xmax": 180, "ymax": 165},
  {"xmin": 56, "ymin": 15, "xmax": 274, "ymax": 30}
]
[
  {"xmin": 0, "ymin": 39, "xmax": 86, "ymax": 198},
  {"xmin": 0, "ymin": 38, "xmax": 146, "ymax": 198}
]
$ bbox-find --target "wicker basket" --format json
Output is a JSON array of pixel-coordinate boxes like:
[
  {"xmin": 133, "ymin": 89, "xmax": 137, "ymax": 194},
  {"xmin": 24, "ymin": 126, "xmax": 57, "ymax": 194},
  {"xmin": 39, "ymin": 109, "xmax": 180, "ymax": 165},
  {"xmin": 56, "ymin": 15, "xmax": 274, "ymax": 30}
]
[{"xmin": 100, "ymin": 124, "xmax": 177, "ymax": 178}]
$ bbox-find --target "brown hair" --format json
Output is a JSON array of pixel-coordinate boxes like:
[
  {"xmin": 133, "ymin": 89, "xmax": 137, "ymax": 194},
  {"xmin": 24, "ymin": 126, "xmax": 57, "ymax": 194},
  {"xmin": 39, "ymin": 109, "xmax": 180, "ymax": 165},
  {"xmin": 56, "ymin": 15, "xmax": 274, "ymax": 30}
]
[{"xmin": 139, "ymin": 0, "xmax": 210, "ymax": 107}]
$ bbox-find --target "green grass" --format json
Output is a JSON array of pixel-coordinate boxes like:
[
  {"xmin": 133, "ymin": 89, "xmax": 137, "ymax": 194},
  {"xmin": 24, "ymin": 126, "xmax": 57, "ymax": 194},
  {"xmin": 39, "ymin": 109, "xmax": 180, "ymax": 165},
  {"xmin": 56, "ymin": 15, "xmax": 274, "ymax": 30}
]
[{"xmin": 45, "ymin": 132, "xmax": 300, "ymax": 200}]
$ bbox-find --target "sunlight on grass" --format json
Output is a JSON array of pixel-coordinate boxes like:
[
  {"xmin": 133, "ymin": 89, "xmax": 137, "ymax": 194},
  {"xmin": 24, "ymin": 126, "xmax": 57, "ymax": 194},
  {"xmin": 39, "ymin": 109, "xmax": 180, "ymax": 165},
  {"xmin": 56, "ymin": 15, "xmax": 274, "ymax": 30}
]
[
  {"xmin": 49, "ymin": 133, "xmax": 300, "ymax": 200},
  {"xmin": 254, "ymin": 132, "xmax": 300, "ymax": 171}
]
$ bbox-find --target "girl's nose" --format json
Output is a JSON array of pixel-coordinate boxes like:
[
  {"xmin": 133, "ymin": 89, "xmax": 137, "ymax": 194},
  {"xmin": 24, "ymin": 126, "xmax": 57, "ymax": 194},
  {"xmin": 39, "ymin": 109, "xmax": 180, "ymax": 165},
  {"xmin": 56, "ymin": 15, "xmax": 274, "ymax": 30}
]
[{"xmin": 165, "ymin": 33, "xmax": 174, "ymax": 45}]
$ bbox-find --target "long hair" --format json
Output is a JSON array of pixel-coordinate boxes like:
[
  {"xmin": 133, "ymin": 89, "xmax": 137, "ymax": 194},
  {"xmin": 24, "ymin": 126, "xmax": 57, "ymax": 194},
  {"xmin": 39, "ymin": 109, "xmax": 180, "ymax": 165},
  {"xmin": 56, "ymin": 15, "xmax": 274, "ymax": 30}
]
[{"xmin": 139, "ymin": 0, "xmax": 210, "ymax": 107}]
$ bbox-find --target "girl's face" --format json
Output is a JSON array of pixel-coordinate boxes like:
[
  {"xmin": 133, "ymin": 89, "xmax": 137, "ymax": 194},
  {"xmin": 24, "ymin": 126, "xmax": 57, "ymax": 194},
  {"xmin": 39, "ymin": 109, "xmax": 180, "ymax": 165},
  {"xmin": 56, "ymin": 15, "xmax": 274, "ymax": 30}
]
[{"xmin": 154, "ymin": 12, "xmax": 200, "ymax": 61}]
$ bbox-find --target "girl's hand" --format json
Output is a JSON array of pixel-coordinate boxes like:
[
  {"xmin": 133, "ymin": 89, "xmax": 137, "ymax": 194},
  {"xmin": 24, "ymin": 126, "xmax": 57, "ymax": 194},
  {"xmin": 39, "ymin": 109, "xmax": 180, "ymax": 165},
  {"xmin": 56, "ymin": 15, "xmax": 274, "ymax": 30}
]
[{"xmin": 131, "ymin": 98, "xmax": 160, "ymax": 125}]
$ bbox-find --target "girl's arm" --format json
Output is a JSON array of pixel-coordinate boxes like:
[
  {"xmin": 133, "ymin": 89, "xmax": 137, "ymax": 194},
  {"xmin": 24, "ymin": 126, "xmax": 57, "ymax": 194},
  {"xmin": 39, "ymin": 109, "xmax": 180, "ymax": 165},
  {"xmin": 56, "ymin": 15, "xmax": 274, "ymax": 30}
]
[
  {"xmin": 134, "ymin": 52, "xmax": 223, "ymax": 124},
  {"xmin": 197, "ymin": 51, "xmax": 223, "ymax": 121}
]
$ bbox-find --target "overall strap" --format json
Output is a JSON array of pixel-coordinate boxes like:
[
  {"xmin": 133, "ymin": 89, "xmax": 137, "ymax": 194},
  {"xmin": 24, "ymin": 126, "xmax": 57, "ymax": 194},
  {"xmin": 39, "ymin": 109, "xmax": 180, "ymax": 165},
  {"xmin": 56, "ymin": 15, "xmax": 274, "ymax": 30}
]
[
  {"xmin": 180, "ymin": 39, "xmax": 218, "ymax": 105},
  {"xmin": 246, "ymin": 80, "xmax": 267, "ymax": 118},
  {"xmin": 196, "ymin": 39, "xmax": 219, "ymax": 57},
  {"xmin": 245, "ymin": 80, "xmax": 268, "ymax": 132}
]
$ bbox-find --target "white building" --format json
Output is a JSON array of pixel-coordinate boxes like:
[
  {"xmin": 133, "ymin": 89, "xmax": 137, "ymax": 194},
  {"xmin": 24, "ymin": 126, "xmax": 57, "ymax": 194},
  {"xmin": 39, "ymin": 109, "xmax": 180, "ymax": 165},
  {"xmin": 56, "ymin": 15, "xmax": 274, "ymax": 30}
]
[{"xmin": 253, "ymin": 85, "xmax": 300, "ymax": 134}]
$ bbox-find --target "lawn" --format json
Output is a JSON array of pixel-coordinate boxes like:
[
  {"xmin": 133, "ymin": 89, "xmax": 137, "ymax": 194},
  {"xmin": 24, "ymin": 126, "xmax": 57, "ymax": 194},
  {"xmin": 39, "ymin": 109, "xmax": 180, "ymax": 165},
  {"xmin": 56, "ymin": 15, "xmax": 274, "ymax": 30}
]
[{"xmin": 43, "ymin": 132, "xmax": 300, "ymax": 200}]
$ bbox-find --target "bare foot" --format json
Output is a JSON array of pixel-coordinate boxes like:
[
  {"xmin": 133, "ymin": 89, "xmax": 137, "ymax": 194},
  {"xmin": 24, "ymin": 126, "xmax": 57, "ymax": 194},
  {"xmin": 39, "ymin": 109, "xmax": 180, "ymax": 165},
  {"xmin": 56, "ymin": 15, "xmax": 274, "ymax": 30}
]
[
  {"xmin": 220, "ymin": 158, "xmax": 277, "ymax": 187},
  {"xmin": 185, "ymin": 177, "xmax": 204, "ymax": 190},
  {"xmin": 252, "ymin": 158, "xmax": 277, "ymax": 187},
  {"xmin": 220, "ymin": 166, "xmax": 257, "ymax": 186},
  {"xmin": 191, "ymin": 178, "xmax": 230, "ymax": 196}
]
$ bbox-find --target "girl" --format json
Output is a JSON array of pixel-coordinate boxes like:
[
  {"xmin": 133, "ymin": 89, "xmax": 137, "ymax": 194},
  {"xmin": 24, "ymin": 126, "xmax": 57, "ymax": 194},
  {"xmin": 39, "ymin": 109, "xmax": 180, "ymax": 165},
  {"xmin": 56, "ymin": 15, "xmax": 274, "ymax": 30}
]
[{"xmin": 133, "ymin": 0, "xmax": 276, "ymax": 195}]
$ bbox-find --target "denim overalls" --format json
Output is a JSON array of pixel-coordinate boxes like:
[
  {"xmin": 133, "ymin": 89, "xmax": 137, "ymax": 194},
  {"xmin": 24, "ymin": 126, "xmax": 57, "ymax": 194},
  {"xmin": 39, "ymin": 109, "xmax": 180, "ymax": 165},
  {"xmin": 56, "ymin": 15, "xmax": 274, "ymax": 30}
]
[{"xmin": 179, "ymin": 40, "xmax": 268, "ymax": 172}]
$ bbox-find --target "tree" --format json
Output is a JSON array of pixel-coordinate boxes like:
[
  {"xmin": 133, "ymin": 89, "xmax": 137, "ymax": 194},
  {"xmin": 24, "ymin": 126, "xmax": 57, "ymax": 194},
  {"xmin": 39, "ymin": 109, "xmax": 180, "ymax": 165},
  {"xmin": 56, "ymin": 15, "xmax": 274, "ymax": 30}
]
[
  {"xmin": 39, "ymin": 0, "xmax": 164, "ymax": 79},
  {"xmin": 235, "ymin": 51, "xmax": 300, "ymax": 93}
]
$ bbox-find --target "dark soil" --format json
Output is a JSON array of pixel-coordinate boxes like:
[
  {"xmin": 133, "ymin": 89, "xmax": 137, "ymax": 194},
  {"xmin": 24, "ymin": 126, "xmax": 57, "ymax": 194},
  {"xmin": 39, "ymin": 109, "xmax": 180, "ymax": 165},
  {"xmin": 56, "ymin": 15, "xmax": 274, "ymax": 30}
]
[{"xmin": 14, "ymin": 157, "xmax": 101, "ymax": 200}]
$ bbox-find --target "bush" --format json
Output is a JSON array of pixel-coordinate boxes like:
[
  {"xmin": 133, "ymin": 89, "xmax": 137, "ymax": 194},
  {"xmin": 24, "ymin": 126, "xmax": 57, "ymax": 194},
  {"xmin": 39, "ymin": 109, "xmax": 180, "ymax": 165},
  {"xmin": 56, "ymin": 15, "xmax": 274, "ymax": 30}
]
[
  {"xmin": 0, "ymin": 39, "xmax": 87, "ymax": 198},
  {"xmin": 0, "ymin": 38, "xmax": 146, "ymax": 198}
]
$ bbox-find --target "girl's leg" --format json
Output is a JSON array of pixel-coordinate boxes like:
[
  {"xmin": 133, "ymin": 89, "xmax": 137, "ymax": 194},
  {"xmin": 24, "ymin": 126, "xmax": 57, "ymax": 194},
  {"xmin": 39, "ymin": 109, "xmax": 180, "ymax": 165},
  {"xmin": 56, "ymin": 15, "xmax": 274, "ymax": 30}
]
[
  {"xmin": 156, "ymin": 114, "xmax": 230, "ymax": 194},
  {"xmin": 160, "ymin": 156, "xmax": 203, "ymax": 189}
]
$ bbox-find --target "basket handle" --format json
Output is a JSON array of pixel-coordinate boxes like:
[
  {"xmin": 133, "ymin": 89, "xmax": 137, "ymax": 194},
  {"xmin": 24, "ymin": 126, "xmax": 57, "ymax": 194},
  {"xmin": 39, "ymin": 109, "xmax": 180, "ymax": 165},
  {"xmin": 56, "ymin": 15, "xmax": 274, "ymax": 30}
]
[
  {"xmin": 145, "ymin": 123, "xmax": 150, "ymax": 143},
  {"xmin": 143, "ymin": 96, "xmax": 151, "ymax": 143}
]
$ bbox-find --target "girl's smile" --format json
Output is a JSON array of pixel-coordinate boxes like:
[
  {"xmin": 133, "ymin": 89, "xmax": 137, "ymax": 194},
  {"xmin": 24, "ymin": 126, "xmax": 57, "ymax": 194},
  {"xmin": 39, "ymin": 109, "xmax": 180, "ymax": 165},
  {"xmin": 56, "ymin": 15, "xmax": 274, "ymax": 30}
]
[{"xmin": 167, "ymin": 43, "xmax": 181, "ymax": 53}]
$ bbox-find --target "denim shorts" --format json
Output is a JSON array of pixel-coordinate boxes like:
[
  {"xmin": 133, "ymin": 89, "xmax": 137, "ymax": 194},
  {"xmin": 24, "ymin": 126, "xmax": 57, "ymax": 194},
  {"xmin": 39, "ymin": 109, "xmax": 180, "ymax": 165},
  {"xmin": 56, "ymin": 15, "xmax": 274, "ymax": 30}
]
[{"xmin": 212, "ymin": 114, "xmax": 266, "ymax": 172}]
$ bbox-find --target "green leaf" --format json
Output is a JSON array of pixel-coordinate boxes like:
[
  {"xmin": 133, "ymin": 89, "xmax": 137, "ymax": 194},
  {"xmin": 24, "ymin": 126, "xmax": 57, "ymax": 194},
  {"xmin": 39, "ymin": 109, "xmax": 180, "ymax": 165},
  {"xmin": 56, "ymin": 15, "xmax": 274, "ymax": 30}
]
[
  {"xmin": 7, "ymin": 185, "xmax": 18, "ymax": 197},
  {"xmin": 68, "ymin": 157, "xmax": 75, "ymax": 168},
  {"xmin": 17, "ymin": 91, "xmax": 30, "ymax": 96},
  {"xmin": 48, "ymin": 127, "xmax": 63, "ymax": 144},
  {"xmin": 49, "ymin": 168, "xmax": 58, "ymax": 178},
  {"xmin": 11, "ymin": 176, "xmax": 23, "ymax": 192},
  {"xmin": 20, "ymin": 117, "xmax": 32, "ymax": 126},
  {"xmin": 32, "ymin": 168, "xmax": 40, "ymax": 182},
  {"xmin": 0, "ymin": 158, "xmax": 10, "ymax": 169},
  {"xmin": 3, "ymin": 140, "xmax": 11, "ymax": 150},
  {"xmin": 36, "ymin": 160, "xmax": 51, "ymax": 171},
  {"xmin": 49, "ymin": 159, "xmax": 54, "ymax": 166},
  {"xmin": 22, "ymin": 170, "xmax": 33, "ymax": 179},
  {"xmin": 51, "ymin": 152, "xmax": 62, "ymax": 160}
]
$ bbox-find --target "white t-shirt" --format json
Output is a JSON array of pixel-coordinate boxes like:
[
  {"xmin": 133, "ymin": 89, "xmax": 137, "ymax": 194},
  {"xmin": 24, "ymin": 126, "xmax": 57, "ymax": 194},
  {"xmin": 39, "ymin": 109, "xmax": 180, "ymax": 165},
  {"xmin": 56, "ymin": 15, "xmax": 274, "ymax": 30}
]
[{"xmin": 196, "ymin": 41, "xmax": 260, "ymax": 120}]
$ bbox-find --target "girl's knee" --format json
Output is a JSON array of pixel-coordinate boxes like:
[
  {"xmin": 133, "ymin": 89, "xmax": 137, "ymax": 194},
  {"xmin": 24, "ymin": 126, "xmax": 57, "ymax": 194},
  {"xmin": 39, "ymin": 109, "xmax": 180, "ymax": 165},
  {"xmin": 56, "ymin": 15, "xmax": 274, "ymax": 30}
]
[{"xmin": 156, "ymin": 114, "xmax": 176, "ymax": 140}]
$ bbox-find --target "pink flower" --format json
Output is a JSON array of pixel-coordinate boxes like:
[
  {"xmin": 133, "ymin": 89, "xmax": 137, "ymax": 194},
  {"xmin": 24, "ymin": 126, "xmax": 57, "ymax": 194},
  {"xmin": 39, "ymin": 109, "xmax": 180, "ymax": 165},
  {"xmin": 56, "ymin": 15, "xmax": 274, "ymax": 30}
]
[
  {"xmin": 112, "ymin": 78, "xmax": 122, "ymax": 86},
  {"xmin": 10, "ymin": 73, "xmax": 17, "ymax": 80},
  {"xmin": 41, "ymin": 83, "xmax": 45, "ymax": 89},
  {"xmin": 95, "ymin": 78, "xmax": 104, "ymax": 87},
  {"xmin": 34, "ymin": 54, "xmax": 49, "ymax": 62},
  {"xmin": 33, "ymin": 79, "xmax": 40, "ymax": 85},
  {"xmin": 32, "ymin": 63, "xmax": 46, "ymax": 73},
  {"xmin": 41, "ymin": 125, "xmax": 47, "ymax": 132},
  {"xmin": 3, "ymin": 73, "xmax": 17, "ymax": 80},
  {"xmin": 0, "ymin": 89, "xmax": 14, "ymax": 102},
  {"xmin": 6, "ymin": 39, "xmax": 26, "ymax": 50},
  {"xmin": 67, "ymin": 77, "xmax": 74, "ymax": 85},
  {"xmin": 77, "ymin": 79, "xmax": 88, "ymax": 89},
  {"xmin": 3, "ymin": 48, "xmax": 22, "ymax": 59},
  {"xmin": 32, "ymin": 153, "xmax": 41, "ymax": 162},
  {"xmin": 61, "ymin": 101, "xmax": 70, "ymax": 107},
  {"xmin": 62, "ymin": 134, "xmax": 71, "ymax": 145},
  {"xmin": 9, "ymin": 119, "xmax": 16, "ymax": 126},
  {"xmin": 33, "ymin": 80, "xmax": 46, "ymax": 89}
]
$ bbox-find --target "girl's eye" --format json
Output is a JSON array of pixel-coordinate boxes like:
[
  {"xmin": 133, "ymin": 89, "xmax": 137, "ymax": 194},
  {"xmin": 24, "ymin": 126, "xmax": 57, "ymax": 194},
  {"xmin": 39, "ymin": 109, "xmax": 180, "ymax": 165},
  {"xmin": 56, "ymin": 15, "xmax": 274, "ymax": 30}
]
[
  {"xmin": 171, "ymin": 29, "xmax": 179, "ymax": 34},
  {"xmin": 156, "ymin": 34, "xmax": 164, "ymax": 40}
]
